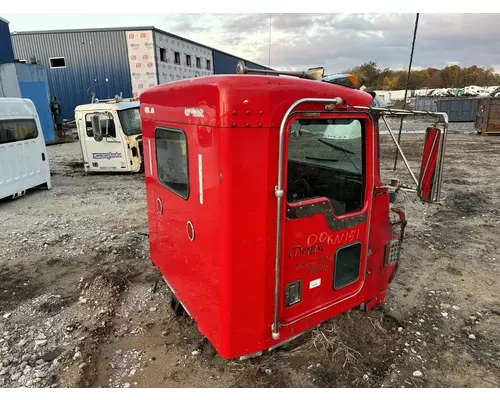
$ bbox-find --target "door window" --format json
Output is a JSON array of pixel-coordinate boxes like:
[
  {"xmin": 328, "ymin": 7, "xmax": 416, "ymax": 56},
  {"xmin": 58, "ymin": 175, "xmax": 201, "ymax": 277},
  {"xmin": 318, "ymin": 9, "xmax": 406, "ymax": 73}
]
[
  {"xmin": 85, "ymin": 113, "xmax": 117, "ymax": 138},
  {"xmin": 155, "ymin": 127, "xmax": 189, "ymax": 199},
  {"xmin": 333, "ymin": 242, "xmax": 362, "ymax": 290},
  {"xmin": 287, "ymin": 118, "xmax": 365, "ymax": 216}
]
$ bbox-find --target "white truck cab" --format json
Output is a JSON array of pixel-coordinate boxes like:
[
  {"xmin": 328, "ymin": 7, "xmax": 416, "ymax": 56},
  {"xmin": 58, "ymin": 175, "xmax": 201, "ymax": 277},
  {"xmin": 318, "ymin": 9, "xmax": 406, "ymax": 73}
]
[
  {"xmin": 0, "ymin": 97, "xmax": 52, "ymax": 200},
  {"xmin": 74, "ymin": 98, "xmax": 143, "ymax": 173}
]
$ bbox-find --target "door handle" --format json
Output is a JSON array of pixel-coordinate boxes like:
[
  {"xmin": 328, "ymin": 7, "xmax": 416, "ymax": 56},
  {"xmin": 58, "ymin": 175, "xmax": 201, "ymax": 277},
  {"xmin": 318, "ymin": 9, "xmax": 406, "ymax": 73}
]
[
  {"xmin": 41, "ymin": 152, "xmax": 46, "ymax": 161},
  {"xmin": 156, "ymin": 198, "xmax": 163, "ymax": 215}
]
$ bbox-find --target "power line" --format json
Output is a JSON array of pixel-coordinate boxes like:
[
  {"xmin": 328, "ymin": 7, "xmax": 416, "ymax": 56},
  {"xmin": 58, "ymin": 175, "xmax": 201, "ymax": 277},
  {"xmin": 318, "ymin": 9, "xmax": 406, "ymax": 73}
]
[{"xmin": 393, "ymin": 13, "xmax": 420, "ymax": 171}]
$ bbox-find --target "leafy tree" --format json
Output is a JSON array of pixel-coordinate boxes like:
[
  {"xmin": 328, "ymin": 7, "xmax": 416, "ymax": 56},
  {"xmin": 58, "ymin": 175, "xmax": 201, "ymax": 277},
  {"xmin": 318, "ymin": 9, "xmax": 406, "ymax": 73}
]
[
  {"xmin": 344, "ymin": 61, "xmax": 380, "ymax": 89},
  {"xmin": 341, "ymin": 62, "xmax": 500, "ymax": 90},
  {"xmin": 408, "ymin": 70, "xmax": 430, "ymax": 89},
  {"xmin": 440, "ymin": 65, "xmax": 460, "ymax": 88}
]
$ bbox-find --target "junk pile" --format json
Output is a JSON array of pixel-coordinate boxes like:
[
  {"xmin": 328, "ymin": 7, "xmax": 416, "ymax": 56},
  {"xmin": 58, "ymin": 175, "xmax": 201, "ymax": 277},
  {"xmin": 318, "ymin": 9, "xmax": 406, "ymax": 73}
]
[{"xmin": 421, "ymin": 85, "xmax": 500, "ymax": 98}]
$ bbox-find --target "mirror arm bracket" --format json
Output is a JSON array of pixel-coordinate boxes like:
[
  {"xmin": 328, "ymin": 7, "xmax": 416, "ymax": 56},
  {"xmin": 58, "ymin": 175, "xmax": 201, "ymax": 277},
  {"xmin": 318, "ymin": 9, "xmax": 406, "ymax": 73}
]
[{"xmin": 381, "ymin": 115, "xmax": 419, "ymax": 187}]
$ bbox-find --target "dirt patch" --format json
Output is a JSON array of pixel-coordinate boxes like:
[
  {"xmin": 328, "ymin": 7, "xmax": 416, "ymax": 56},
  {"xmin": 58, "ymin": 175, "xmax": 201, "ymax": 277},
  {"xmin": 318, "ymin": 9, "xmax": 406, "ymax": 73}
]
[
  {"xmin": 66, "ymin": 161, "xmax": 85, "ymax": 169},
  {"xmin": 443, "ymin": 178, "xmax": 470, "ymax": 186},
  {"xmin": 450, "ymin": 190, "xmax": 489, "ymax": 217}
]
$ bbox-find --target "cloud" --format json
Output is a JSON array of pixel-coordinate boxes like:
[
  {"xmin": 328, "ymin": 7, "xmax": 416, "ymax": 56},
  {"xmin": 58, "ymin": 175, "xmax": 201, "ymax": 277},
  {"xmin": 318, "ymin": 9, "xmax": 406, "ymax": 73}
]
[
  {"xmin": 159, "ymin": 13, "xmax": 500, "ymax": 73},
  {"xmin": 5, "ymin": 13, "xmax": 500, "ymax": 73}
]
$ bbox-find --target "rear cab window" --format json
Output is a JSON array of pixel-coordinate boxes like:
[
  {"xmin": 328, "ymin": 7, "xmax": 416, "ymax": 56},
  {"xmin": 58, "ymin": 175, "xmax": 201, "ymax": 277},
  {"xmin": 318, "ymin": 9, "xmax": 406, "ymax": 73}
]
[{"xmin": 0, "ymin": 119, "xmax": 38, "ymax": 145}]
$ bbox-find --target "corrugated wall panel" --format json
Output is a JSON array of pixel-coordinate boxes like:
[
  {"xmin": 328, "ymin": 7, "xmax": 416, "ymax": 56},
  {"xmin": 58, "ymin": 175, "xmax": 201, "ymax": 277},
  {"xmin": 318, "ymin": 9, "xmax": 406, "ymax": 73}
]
[
  {"xmin": 212, "ymin": 50, "xmax": 271, "ymax": 75},
  {"xmin": 414, "ymin": 96, "xmax": 438, "ymax": 112},
  {"xmin": 245, "ymin": 60, "xmax": 270, "ymax": 71},
  {"xmin": 0, "ymin": 19, "xmax": 14, "ymax": 64},
  {"xmin": 212, "ymin": 50, "xmax": 239, "ymax": 75},
  {"xmin": 437, "ymin": 98, "xmax": 479, "ymax": 123},
  {"xmin": 11, "ymin": 30, "xmax": 132, "ymax": 120}
]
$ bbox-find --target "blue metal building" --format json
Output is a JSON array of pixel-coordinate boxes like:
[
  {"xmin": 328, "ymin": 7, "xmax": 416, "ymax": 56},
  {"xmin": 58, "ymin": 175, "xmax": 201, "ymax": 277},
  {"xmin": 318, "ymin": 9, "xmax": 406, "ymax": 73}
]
[
  {"xmin": 0, "ymin": 17, "xmax": 15, "ymax": 64},
  {"xmin": 0, "ymin": 16, "xmax": 56, "ymax": 144},
  {"xmin": 212, "ymin": 49, "xmax": 270, "ymax": 75},
  {"xmin": 11, "ymin": 26, "xmax": 273, "ymax": 121},
  {"xmin": 11, "ymin": 28, "xmax": 134, "ymax": 121}
]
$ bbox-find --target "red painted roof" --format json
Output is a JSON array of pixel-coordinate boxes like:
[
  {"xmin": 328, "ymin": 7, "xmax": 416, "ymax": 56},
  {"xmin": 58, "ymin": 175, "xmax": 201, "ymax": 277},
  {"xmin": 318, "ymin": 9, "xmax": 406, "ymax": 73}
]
[{"xmin": 140, "ymin": 75, "xmax": 374, "ymax": 131}]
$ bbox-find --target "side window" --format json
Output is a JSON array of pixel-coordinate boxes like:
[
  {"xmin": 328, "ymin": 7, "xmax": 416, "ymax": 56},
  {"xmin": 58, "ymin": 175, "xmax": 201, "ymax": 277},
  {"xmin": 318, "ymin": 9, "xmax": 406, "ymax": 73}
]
[
  {"xmin": 155, "ymin": 127, "xmax": 189, "ymax": 199},
  {"xmin": 84, "ymin": 113, "xmax": 116, "ymax": 138},
  {"xmin": 0, "ymin": 119, "xmax": 38, "ymax": 145},
  {"xmin": 287, "ymin": 118, "xmax": 365, "ymax": 216}
]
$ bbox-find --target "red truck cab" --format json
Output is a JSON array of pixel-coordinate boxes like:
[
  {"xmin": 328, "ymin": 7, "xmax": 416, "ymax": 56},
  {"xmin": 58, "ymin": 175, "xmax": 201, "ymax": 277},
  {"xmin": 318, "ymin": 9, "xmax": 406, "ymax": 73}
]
[{"xmin": 139, "ymin": 72, "xmax": 447, "ymax": 359}]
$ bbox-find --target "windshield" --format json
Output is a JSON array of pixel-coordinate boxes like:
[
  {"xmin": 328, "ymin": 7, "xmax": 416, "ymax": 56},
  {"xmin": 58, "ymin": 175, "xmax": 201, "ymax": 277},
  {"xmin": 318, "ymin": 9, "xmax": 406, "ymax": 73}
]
[
  {"xmin": 117, "ymin": 107, "xmax": 141, "ymax": 136},
  {"xmin": 287, "ymin": 118, "xmax": 364, "ymax": 215},
  {"xmin": 289, "ymin": 119, "xmax": 363, "ymax": 174}
]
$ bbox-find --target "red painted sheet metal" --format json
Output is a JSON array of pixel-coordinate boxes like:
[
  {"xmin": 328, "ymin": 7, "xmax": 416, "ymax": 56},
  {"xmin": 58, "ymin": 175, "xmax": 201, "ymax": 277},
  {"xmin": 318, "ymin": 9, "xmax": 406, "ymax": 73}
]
[{"xmin": 140, "ymin": 75, "xmax": 396, "ymax": 359}]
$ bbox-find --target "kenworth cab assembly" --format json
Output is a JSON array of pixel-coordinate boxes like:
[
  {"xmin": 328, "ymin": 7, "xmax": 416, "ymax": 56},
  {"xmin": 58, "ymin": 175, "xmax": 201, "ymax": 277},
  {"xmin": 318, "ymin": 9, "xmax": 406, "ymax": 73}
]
[
  {"xmin": 74, "ymin": 97, "xmax": 143, "ymax": 173},
  {"xmin": 139, "ymin": 64, "xmax": 448, "ymax": 360}
]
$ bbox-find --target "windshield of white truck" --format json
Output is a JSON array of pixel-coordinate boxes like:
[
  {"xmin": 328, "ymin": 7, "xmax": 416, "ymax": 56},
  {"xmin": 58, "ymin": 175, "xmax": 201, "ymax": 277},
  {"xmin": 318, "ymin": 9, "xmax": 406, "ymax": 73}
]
[{"xmin": 118, "ymin": 107, "xmax": 141, "ymax": 136}]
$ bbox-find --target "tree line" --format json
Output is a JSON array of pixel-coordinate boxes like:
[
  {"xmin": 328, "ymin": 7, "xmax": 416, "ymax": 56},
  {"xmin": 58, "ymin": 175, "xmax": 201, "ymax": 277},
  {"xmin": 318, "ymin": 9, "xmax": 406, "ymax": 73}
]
[{"xmin": 342, "ymin": 61, "xmax": 500, "ymax": 91}]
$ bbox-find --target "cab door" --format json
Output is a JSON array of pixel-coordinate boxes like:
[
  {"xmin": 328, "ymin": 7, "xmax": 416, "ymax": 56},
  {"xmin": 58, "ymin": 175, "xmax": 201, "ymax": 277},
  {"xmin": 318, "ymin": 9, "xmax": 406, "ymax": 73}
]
[
  {"xmin": 82, "ymin": 111, "xmax": 131, "ymax": 171},
  {"xmin": 279, "ymin": 112, "xmax": 373, "ymax": 325},
  {"xmin": 152, "ymin": 126, "xmax": 191, "ymax": 278}
]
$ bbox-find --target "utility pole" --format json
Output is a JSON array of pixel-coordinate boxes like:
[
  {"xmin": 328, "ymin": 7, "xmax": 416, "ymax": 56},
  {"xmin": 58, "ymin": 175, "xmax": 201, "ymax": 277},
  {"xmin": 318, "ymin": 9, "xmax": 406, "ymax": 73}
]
[{"xmin": 393, "ymin": 13, "xmax": 420, "ymax": 171}]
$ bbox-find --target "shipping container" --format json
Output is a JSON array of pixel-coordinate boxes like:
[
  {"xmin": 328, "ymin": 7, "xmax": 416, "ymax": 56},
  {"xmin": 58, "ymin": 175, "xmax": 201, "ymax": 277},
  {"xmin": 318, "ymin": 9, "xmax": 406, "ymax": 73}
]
[
  {"xmin": 414, "ymin": 96, "xmax": 479, "ymax": 122},
  {"xmin": 437, "ymin": 98, "xmax": 479, "ymax": 123},
  {"xmin": 475, "ymin": 98, "xmax": 500, "ymax": 135},
  {"xmin": 1, "ymin": 61, "xmax": 56, "ymax": 144},
  {"xmin": 15, "ymin": 63, "xmax": 56, "ymax": 144},
  {"xmin": 414, "ymin": 96, "xmax": 438, "ymax": 112}
]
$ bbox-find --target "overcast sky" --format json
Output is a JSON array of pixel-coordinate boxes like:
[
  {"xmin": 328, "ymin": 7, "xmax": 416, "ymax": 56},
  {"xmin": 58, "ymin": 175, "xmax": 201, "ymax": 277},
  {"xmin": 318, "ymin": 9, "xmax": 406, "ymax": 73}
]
[{"xmin": 3, "ymin": 13, "xmax": 500, "ymax": 73}]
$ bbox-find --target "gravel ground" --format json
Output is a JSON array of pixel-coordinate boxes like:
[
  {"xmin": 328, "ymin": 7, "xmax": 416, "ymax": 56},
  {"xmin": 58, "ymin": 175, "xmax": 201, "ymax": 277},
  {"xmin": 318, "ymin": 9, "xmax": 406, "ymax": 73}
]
[{"xmin": 1, "ymin": 122, "xmax": 499, "ymax": 388}]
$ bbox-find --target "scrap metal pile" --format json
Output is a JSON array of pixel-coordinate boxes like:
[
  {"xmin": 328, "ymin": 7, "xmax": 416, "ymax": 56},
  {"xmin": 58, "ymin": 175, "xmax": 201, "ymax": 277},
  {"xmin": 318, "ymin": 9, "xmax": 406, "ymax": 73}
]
[{"xmin": 422, "ymin": 85, "xmax": 500, "ymax": 98}]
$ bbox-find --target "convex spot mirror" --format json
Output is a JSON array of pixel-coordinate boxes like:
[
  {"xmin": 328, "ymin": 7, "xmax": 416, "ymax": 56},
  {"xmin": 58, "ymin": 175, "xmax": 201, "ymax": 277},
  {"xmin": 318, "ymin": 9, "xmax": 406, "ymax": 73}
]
[{"xmin": 418, "ymin": 127, "xmax": 442, "ymax": 203}]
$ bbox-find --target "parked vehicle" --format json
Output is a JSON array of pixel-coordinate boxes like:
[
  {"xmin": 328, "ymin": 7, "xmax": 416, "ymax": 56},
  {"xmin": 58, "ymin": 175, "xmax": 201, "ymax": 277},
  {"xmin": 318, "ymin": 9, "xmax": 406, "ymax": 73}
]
[
  {"xmin": 139, "ymin": 65, "xmax": 449, "ymax": 360},
  {"xmin": 0, "ymin": 97, "xmax": 52, "ymax": 201},
  {"xmin": 74, "ymin": 97, "xmax": 143, "ymax": 173}
]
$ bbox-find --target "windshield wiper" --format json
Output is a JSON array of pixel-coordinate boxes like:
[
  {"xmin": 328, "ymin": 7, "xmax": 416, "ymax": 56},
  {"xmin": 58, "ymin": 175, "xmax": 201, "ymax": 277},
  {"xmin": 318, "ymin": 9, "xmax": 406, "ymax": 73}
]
[
  {"xmin": 317, "ymin": 138, "xmax": 360, "ymax": 174},
  {"xmin": 305, "ymin": 156, "xmax": 338, "ymax": 162},
  {"xmin": 317, "ymin": 138, "xmax": 355, "ymax": 155}
]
